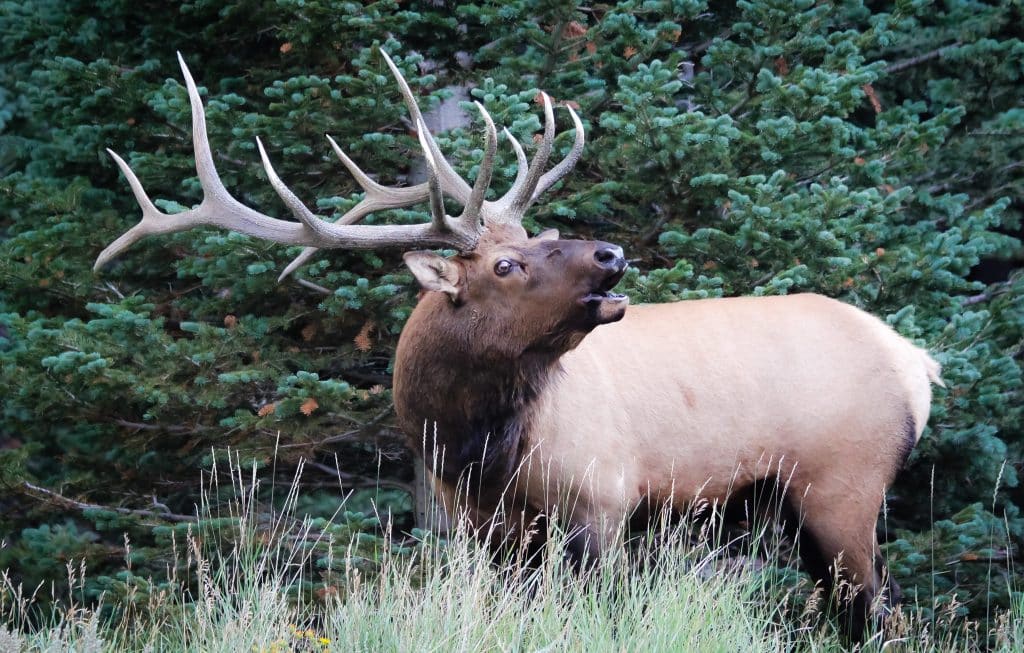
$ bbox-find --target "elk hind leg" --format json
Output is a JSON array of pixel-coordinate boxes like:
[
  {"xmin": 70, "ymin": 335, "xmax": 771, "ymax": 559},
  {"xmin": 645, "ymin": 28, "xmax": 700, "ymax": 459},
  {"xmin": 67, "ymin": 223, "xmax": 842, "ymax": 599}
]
[{"xmin": 787, "ymin": 491, "xmax": 894, "ymax": 641}]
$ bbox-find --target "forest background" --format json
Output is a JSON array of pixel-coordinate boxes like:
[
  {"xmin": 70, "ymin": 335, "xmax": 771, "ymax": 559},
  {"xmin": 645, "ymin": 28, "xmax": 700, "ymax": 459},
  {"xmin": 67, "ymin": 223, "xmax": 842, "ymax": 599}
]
[{"xmin": 1, "ymin": 0, "xmax": 1022, "ymax": 632}]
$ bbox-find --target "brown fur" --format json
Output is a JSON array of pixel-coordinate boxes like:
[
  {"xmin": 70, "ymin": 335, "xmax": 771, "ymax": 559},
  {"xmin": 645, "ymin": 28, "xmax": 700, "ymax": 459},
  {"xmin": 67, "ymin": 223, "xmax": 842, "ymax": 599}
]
[{"xmin": 395, "ymin": 225, "xmax": 941, "ymax": 640}]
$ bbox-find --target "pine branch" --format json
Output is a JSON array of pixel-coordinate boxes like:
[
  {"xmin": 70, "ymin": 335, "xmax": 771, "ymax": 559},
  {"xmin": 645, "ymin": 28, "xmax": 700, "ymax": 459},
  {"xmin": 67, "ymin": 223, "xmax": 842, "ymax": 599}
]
[
  {"xmin": 541, "ymin": 16, "xmax": 570, "ymax": 82},
  {"xmin": 885, "ymin": 42, "xmax": 962, "ymax": 74},
  {"xmin": 21, "ymin": 482, "xmax": 195, "ymax": 523},
  {"xmin": 114, "ymin": 418, "xmax": 210, "ymax": 433},
  {"xmin": 685, "ymin": 29, "xmax": 733, "ymax": 57},
  {"xmin": 728, "ymin": 59, "xmax": 765, "ymax": 117},
  {"xmin": 640, "ymin": 203, "xmax": 673, "ymax": 246},
  {"xmin": 962, "ymin": 283, "xmax": 1012, "ymax": 306},
  {"xmin": 304, "ymin": 461, "xmax": 413, "ymax": 494}
]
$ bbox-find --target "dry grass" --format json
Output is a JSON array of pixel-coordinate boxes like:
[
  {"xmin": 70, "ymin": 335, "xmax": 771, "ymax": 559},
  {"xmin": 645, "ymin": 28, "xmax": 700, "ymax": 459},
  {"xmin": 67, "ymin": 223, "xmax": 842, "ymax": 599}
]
[{"xmin": 1, "ymin": 456, "xmax": 1019, "ymax": 652}]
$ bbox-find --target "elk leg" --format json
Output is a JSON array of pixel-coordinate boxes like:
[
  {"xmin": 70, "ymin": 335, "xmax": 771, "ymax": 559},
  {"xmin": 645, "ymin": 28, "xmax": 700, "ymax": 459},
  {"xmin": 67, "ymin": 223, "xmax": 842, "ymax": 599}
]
[
  {"xmin": 563, "ymin": 522, "xmax": 603, "ymax": 570},
  {"xmin": 787, "ymin": 490, "xmax": 892, "ymax": 641},
  {"xmin": 842, "ymin": 538, "xmax": 901, "ymax": 640}
]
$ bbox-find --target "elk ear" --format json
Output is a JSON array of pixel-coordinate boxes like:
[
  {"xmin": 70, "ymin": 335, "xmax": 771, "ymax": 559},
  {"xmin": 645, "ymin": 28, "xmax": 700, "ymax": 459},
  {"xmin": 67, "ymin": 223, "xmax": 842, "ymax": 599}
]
[
  {"xmin": 403, "ymin": 251, "xmax": 465, "ymax": 303},
  {"xmin": 534, "ymin": 228, "xmax": 560, "ymax": 241}
]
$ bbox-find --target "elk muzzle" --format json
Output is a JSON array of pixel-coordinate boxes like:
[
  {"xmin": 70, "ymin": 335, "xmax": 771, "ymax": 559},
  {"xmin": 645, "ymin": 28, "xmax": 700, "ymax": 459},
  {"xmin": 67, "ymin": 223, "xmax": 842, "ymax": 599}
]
[{"xmin": 582, "ymin": 242, "xmax": 628, "ymax": 325}]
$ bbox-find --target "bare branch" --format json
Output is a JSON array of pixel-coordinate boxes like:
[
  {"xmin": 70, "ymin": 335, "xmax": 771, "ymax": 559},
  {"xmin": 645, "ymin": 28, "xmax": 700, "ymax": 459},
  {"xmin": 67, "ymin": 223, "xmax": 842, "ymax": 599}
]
[
  {"xmin": 305, "ymin": 461, "xmax": 414, "ymax": 494},
  {"xmin": 885, "ymin": 42, "xmax": 962, "ymax": 75},
  {"xmin": 21, "ymin": 482, "xmax": 195, "ymax": 523}
]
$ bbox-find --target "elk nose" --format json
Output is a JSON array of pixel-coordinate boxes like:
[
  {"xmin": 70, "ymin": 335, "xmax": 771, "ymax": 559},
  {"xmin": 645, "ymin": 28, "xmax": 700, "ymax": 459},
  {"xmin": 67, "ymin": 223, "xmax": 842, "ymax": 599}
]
[{"xmin": 594, "ymin": 244, "xmax": 626, "ymax": 271}]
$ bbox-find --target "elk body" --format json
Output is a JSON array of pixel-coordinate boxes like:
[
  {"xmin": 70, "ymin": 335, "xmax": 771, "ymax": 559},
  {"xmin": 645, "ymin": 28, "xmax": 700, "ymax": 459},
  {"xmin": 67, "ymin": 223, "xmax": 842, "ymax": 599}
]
[{"xmin": 98, "ymin": 52, "xmax": 943, "ymax": 637}]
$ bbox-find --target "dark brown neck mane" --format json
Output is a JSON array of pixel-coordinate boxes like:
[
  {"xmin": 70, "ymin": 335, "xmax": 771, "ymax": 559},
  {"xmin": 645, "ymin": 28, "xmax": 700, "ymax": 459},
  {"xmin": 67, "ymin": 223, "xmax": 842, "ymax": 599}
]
[{"xmin": 393, "ymin": 292, "xmax": 562, "ymax": 495}]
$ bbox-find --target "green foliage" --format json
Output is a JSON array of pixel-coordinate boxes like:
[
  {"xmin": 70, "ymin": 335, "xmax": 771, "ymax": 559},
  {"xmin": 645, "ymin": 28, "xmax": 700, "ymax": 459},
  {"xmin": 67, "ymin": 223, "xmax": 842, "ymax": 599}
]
[
  {"xmin": 2, "ymin": 0, "xmax": 1021, "ymax": 635},
  {"xmin": 887, "ymin": 500, "xmax": 1020, "ymax": 617}
]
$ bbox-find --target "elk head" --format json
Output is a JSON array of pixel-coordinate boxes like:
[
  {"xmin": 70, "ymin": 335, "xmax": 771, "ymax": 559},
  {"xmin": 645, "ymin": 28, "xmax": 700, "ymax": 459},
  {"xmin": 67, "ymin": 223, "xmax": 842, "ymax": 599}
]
[{"xmin": 96, "ymin": 50, "xmax": 628, "ymax": 360}]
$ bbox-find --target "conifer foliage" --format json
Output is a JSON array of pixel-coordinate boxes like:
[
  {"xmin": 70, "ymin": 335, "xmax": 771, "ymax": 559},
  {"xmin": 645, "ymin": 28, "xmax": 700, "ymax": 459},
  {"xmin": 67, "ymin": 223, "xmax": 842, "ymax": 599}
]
[{"xmin": 2, "ymin": 0, "xmax": 1021, "ymax": 620}]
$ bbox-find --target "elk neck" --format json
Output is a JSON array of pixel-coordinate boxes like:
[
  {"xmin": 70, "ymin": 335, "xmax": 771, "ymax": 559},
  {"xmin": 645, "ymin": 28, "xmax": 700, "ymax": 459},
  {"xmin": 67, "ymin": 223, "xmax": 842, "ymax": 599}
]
[{"xmin": 393, "ymin": 291, "xmax": 564, "ymax": 492}]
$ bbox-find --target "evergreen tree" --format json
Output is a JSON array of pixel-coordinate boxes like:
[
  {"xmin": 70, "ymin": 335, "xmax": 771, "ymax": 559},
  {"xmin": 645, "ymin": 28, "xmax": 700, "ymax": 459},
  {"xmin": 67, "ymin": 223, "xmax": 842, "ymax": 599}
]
[{"xmin": 2, "ymin": 0, "xmax": 1021, "ymax": 620}]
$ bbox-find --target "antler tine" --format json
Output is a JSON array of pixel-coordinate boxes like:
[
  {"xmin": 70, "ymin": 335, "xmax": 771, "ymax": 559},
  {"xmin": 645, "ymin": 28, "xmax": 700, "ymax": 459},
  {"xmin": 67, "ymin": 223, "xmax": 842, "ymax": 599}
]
[
  {"xmin": 93, "ymin": 149, "xmax": 163, "ymax": 271},
  {"xmin": 502, "ymin": 127, "xmax": 529, "ymax": 194},
  {"xmin": 278, "ymin": 248, "xmax": 318, "ymax": 282},
  {"xmin": 531, "ymin": 104, "xmax": 585, "ymax": 202},
  {"xmin": 379, "ymin": 49, "xmax": 472, "ymax": 204},
  {"xmin": 256, "ymin": 137, "xmax": 324, "ymax": 230},
  {"xmin": 484, "ymin": 99, "xmax": 585, "ymax": 224},
  {"xmin": 326, "ymin": 134, "xmax": 432, "ymax": 208},
  {"xmin": 509, "ymin": 92, "xmax": 555, "ymax": 214},
  {"xmin": 460, "ymin": 102, "xmax": 499, "ymax": 226},
  {"xmin": 414, "ymin": 118, "xmax": 448, "ymax": 232},
  {"xmin": 181, "ymin": 52, "xmax": 234, "ymax": 211},
  {"xmin": 97, "ymin": 54, "xmax": 486, "ymax": 272},
  {"xmin": 278, "ymin": 135, "xmax": 433, "ymax": 281},
  {"xmin": 94, "ymin": 52, "xmax": 261, "ymax": 271}
]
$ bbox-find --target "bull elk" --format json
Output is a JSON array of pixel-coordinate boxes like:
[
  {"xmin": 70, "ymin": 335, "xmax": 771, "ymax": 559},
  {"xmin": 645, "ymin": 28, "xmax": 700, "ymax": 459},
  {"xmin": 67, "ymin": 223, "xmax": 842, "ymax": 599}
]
[{"xmin": 96, "ymin": 51, "xmax": 943, "ymax": 637}]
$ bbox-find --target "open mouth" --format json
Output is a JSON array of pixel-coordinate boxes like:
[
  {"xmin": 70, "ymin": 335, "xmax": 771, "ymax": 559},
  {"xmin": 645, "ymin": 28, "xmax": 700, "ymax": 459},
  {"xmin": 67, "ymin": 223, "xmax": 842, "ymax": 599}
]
[{"xmin": 581, "ymin": 268, "xmax": 628, "ymax": 305}]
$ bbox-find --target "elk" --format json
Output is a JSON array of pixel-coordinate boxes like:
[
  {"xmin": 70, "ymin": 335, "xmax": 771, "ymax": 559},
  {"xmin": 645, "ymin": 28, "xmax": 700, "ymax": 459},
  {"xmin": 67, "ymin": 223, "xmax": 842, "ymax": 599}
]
[{"xmin": 96, "ymin": 51, "xmax": 943, "ymax": 637}]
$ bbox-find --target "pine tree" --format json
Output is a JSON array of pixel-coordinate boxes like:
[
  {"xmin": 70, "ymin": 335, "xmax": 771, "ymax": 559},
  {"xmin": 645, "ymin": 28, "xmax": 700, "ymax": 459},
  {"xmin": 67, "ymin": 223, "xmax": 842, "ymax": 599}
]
[{"xmin": 2, "ymin": 0, "xmax": 1021, "ymax": 619}]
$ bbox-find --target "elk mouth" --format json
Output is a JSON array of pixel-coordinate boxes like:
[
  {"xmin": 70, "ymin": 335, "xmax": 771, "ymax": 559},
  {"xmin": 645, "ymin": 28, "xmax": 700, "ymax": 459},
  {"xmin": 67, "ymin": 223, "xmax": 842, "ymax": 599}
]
[
  {"xmin": 580, "ymin": 268, "xmax": 629, "ymax": 323},
  {"xmin": 581, "ymin": 266, "xmax": 627, "ymax": 302}
]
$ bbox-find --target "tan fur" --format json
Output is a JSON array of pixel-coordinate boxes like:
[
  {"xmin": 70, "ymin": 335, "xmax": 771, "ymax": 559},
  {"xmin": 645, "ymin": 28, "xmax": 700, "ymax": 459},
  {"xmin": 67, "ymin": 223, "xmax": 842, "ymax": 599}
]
[
  {"xmin": 394, "ymin": 230, "xmax": 940, "ymax": 638},
  {"xmin": 426, "ymin": 292, "xmax": 940, "ymax": 623},
  {"xmin": 523, "ymin": 295, "xmax": 937, "ymax": 537}
]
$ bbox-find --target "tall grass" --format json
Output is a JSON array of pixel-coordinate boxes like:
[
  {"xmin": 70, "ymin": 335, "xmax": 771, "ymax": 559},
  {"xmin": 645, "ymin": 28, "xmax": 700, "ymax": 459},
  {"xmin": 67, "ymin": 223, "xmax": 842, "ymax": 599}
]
[
  {"xmin": 323, "ymin": 522, "xmax": 803, "ymax": 652},
  {"xmin": 1, "ymin": 456, "xmax": 1018, "ymax": 652}
]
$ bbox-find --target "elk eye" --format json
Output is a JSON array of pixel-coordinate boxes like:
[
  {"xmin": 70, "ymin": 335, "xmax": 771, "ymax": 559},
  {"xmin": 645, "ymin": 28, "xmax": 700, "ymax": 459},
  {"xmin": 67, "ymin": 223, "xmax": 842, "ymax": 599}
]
[{"xmin": 494, "ymin": 259, "xmax": 515, "ymax": 277}]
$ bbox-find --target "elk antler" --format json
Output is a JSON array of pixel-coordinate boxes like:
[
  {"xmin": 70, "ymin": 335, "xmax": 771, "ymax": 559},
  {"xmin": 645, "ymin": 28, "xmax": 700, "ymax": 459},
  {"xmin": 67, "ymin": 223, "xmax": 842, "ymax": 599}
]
[
  {"xmin": 374, "ymin": 49, "xmax": 586, "ymax": 225},
  {"xmin": 97, "ymin": 50, "xmax": 585, "ymax": 277},
  {"xmin": 483, "ymin": 93, "xmax": 585, "ymax": 224}
]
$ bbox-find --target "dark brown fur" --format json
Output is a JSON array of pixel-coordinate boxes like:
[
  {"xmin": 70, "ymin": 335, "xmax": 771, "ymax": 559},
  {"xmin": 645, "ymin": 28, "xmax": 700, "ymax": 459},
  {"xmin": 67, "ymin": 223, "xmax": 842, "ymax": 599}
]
[{"xmin": 394, "ymin": 226, "xmax": 627, "ymax": 505}]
